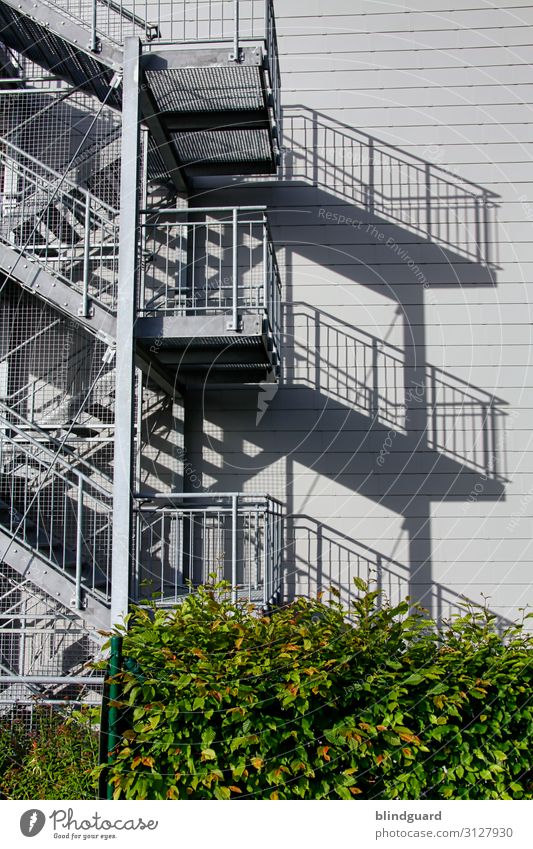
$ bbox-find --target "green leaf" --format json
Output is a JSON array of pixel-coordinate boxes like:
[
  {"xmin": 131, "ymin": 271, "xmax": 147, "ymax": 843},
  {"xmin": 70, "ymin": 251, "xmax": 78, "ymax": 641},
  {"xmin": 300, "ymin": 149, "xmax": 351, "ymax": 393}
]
[{"xmin": 403, "ymin": 673, "xmax": 424, "ymax": 685}]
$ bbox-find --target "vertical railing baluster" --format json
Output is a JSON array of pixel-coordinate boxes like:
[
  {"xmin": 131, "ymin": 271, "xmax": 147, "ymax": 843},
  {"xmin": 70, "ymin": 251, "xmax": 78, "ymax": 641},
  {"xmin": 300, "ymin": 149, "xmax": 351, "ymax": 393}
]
[
  {"xmin": 231, "ymin": 494, "xmax": 238, "ymax": 602},
  {"xmin": 80, "ymin": 193, "xmax": 91, "ymax": 318},
  {"xmin": 75, "ymin": 477, "xmax": 84, "ymax": 610},
  {"xmin": 233, "ymin": 0, "xmax": 240, "ymax": 61},
  {"xmin": 90, "ymin": 0, "xmax": 98, "ymax": 51},
  {"xmin": 230, "ymin": 207, "xmax": 239, "ymax": 329},
  {"xmin": 189, "ymin": 509, "xmax": 194, "ymax": 590},
  {"xmin": 262, "ymin": 216, "xmax": 268, "ymax": 320}
]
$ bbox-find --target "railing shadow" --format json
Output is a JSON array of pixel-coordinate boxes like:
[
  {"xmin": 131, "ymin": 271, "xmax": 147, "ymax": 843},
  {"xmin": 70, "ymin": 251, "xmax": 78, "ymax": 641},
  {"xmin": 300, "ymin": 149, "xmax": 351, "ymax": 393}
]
[
  {"xmin": 290, "ymin": 515, "xmax": 516, "ymax": 634},
  {"xmin": 291, "ymin": 303, "xmax": 508, "ymax": 482},
  {"xmin": 282, "ymin": 105, "xmax": 499, "ymax": 269}
]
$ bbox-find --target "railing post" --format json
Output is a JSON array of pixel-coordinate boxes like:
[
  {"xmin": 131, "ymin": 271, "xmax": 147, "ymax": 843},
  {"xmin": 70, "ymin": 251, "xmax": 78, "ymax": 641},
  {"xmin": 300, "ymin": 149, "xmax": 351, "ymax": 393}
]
[
  {"xmin": 75, "ymin": 477, "xmax": 84, "ymax": 610},
  {"xmin": 90, "ymin": 0, "xmax": 98, "ymax": 52},
  {"xmin": 263, "ymin": 217, "xmax": 269, "ymax": 320},
  {"xmin": 228, "ymin": 207, "xmax": 240, "ymax": 331},
  {"xmin": 231, "ymin": 494, "xmax": 238, "ymax": 602},
  {"xmin": 80, "ymin": 193, "xmax": 91, "ymax": 318},
  {"xmin": 232, "ymin": 0, "xmax": 240, "ymax": 61}
]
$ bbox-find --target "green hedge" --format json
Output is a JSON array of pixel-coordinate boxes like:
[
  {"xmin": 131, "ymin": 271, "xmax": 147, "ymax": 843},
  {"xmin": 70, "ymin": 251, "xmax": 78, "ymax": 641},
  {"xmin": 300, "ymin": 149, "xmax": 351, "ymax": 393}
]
[
  {"xmin": 0, "ymin": 710, "xmax": 98, "ymax": 799},
  {"xmin": 102, "ymin": 582, "xmax": 533, "ymax": 800}
]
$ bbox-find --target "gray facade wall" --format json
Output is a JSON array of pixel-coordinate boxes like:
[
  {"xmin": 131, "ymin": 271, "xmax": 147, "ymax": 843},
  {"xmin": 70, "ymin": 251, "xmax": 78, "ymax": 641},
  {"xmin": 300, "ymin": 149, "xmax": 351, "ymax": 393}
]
[{"xmin": 187, "ymin": 0, "xmax": 533, "ymax": 624}]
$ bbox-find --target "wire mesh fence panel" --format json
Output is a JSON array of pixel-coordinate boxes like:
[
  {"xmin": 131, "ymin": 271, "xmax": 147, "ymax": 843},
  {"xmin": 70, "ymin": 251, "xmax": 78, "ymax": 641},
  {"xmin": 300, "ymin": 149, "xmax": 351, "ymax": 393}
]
[
  {"xmin": 0, "ymin": 564, "xmax": 104, "ymax": 731},
  {"xmin": 40, "ymin": 0, "xmax": 272, "ymax": 44},
  {"xmin": 0, "ymin": 282, "xmax": 116, "ymax": 438},
  {"xmin": 0, "ymin": 407, "xmax": 113, "ymax": 605},
  {"xmin": 0, "ymin": 88, "xmax": 123, "ymax": 207}
]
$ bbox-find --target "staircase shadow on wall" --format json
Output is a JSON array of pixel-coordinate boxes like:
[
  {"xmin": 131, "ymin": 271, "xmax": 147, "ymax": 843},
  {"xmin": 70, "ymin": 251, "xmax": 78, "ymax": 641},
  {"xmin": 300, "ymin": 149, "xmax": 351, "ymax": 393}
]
[{"xmin": 196, "ymin": 106, "xmax": 507, "ymax": 620}]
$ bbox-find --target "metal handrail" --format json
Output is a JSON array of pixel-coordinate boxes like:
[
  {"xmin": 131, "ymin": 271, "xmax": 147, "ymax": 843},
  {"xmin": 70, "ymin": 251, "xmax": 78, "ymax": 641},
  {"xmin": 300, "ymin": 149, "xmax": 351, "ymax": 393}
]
[
  {"xmin": 135, "ymin": 491, "xmax": 283, "ymax": 506},
  {"xmin": 140, "ymin": 205, "xmax": 267, "ymax": 215}
]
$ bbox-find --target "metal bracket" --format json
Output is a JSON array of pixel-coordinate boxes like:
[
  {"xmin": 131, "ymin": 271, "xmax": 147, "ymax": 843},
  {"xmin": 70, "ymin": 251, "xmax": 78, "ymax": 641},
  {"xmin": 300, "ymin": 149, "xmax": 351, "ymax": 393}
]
[
  {"xmin": 70, "ymin": 595, "xmax": 87, "ymax": 610},
  {"xmin": 228, "ymin": 49, "xmax": 244, "ymax": 62},
  {"xmin": 102, "ymin": 345, "xmax": 116, "ymax": 365},
  {"xmin": 226, "ymin": 317, "xmax": 242, "ymax": 332},
  {"xmin": 77, "ymin": 305, "xmax": 95, "ymax": 318}
]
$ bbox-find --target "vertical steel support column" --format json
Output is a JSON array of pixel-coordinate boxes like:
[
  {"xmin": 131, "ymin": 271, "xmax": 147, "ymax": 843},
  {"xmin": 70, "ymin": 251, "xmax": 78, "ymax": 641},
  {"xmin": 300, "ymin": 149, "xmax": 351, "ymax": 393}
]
[{"xmin": 111, "ymin": 37, "xmax": 141, "ymax": 628}]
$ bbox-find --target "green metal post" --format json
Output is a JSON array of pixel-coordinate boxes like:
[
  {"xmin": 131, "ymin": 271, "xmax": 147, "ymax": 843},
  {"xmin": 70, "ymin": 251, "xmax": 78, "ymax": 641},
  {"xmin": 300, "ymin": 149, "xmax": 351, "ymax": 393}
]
[{"xmin": 106, "ymin": 634, "xmax": 123, "ymax": 800}]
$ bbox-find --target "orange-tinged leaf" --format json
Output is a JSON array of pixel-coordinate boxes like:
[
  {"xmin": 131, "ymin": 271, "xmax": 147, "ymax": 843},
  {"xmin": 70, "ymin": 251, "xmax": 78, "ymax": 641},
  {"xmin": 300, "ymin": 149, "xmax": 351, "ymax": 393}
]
[
  {"xmin": 318, "ymin": 745, "xmax": 331, "ymax": 762},
  {"xmin": 251, "ymin": 757, "xmax": 263, "ymax": 770},
  {"xmin": 141, "ymin": 756, "xmax": 154, "ymax": 767},
  {"xmin": 399, "ymin": 732, "xmax": 420, "ymax": 744},
  {"xmin": 270, "ymin": 791, "xmax": 279, "ymax": 800},
  {"xmin": 376, "ymin": 754, "xmax": 384, "ymax": 765},
  {"xmin": 349, "ymin": 787, "xmax": 363, "ymax": 795},
  {"xmin": 229, "ymin": 786, "xmax": 242, "ymax": 794}
]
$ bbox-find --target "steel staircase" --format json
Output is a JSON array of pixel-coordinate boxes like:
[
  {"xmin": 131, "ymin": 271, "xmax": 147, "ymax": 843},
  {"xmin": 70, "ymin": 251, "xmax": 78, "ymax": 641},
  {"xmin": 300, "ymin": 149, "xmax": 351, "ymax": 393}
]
[
  {"xmin": 0, "ymin": 1, "xmax": 285, "ymax": 714},
  {"xmin": 0, "ymin": 0, "xmax": 282, "ymax": 185}
]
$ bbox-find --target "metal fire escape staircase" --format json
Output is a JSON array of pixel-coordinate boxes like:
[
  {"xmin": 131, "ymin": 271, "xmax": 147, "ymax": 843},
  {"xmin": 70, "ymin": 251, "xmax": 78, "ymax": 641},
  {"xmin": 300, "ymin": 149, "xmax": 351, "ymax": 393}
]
[
  {"xmin": 0, "ymin": 0, "xmax": 281, "ymax": 183},
  {"xmin": 0, "ymin": 0, "xmax": 284, "ymax": 646}
]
